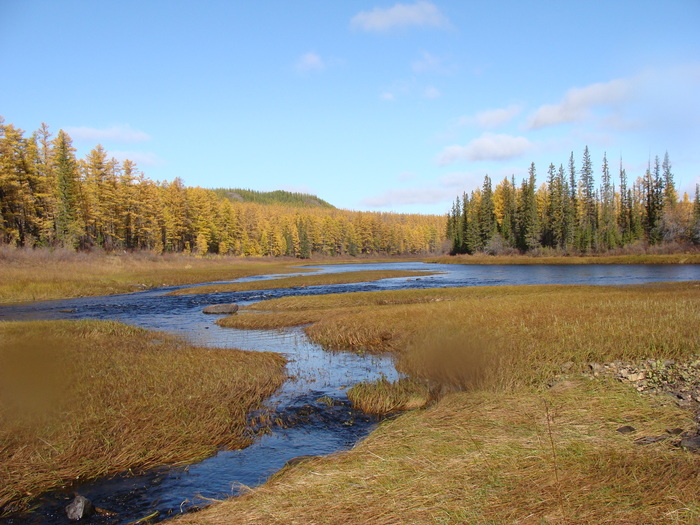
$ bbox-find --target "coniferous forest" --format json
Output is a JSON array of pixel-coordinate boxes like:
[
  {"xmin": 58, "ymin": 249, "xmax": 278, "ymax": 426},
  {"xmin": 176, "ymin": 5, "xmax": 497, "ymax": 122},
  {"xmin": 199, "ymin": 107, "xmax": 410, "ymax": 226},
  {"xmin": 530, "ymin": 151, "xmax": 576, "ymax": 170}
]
[
  {"xmin": 446, "ymin": 146, "xmax": 700, "ymax": 255},
  {"xmin": 0, "ymin": 120, "xmax": 444, "ymax": 257}
]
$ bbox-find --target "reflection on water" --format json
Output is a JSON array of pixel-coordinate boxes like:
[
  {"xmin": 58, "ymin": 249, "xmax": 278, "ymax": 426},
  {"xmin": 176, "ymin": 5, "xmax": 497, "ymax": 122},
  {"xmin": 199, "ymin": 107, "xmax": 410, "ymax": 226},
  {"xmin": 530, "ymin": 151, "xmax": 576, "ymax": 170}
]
[{"xmin": 1, "ymin": 262, "xmax": 699, "ymax": 523}]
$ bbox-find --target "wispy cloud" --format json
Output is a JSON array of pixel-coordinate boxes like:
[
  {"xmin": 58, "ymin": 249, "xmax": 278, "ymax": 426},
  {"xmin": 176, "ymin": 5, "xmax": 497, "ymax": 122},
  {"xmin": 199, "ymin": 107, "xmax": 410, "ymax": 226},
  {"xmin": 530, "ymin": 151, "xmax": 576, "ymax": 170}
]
[
  {"xmin": 459, "ymin": 104, "xmax": 522, "ymax": 130},
  {"xmin": 295, "ymin": 52, "xmax": 325, "ymax": 73},
  {"xmin": 411, "ymin": 51, "xmax": 451, "ymax": 74},
  {"xmin": 351, "ymin": 1, "xmax": 450, "ymax": 32},
  {"xmin": 380, "ymin": 91, "xmax": 396, "ymax": 101},
  {"xmin": 64, "ymin": 124, "xmax": 150, "ymax": 143},
  {"xmin": 437, "ymin": 133, "xmax": 532, "ymax": 165},
  {"xmin": 527, "ymin": 78, "xmax": 630, "ymax": 129},
  {"xmin": 424, "ymin": 86, "xmax": 441, "ymax": 99},
  {"xmin": 109, "ymin": 150, "xmax": 164, "ymax": 167},
  {"xmin": 362, "ymin": 186, "xmax": 455, "ymax": 207}
]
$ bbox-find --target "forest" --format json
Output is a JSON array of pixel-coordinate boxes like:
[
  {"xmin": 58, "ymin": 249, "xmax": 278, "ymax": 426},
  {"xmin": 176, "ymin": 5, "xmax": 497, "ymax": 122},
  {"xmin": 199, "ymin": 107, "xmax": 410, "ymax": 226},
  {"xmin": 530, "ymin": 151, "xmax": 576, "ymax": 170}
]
[
  {"xmin": 446, "ymin": 147, "xmax": 700, "ymax": 254},
  {"xmin": 0, "ymin": 120, "xmax": 444, "ymax": 258}
]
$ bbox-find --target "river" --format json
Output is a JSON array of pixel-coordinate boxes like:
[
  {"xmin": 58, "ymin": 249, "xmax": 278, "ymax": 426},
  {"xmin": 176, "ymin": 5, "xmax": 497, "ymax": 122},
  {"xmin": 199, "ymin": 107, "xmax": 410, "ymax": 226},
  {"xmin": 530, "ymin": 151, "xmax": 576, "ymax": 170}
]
[{"xmin": 1, "ymin": 262, "xmax": 698, "ymax": 523}]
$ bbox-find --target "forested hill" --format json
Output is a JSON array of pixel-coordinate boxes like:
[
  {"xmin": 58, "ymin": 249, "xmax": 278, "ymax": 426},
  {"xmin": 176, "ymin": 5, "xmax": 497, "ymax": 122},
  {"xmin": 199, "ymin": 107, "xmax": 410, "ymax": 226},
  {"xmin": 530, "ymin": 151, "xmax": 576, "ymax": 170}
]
[
  {"xmin": 0, "ymin": 120, "xmax": 445, "ymax": 257},
  {"xmin": 212, "ymin": 188, "xmax": 335, "ymax": 209}
]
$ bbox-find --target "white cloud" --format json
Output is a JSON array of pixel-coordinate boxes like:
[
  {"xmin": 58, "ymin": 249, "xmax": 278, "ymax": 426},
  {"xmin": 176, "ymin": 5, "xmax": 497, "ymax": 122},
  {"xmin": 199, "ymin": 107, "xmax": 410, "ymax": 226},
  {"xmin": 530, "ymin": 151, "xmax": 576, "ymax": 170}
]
[
  {"xmin": 362, "ymin": 186, "xmax": 454, "ymax": 207},
  {"xmin": 380, "ymin": 91, "xmax": 395, "ymax": 101},
  {"xmin": 64, "ymin": 124, "xmax": 150, "ymax": 143},
  {"xmin": 527, "ymin": 78, "xmax": 630, "ymax": 129},
  {"xmin": 424, "ymin": 86, "xmax": 441, "ymax": 99},
  {"xmin": 412, "ymin": 51, "xmax": 449, "ymax": 74},
  {"xmin": 459, "ymin": 104, "xmax": 522, "ymax": 130},
  {"xmin": 109, "ymin": 150, "xmax": 164, "ymax": 167},
  {"xmin": 437, "ymin": 133, "xmax": 532, "ymax": 165},
  {"xmin": 351, "ymin": 1, "xmax": 449, "ymax": 32},
  {"xmin": 295, "ymin": 52, "xmax": 325, "ymax": 72}
]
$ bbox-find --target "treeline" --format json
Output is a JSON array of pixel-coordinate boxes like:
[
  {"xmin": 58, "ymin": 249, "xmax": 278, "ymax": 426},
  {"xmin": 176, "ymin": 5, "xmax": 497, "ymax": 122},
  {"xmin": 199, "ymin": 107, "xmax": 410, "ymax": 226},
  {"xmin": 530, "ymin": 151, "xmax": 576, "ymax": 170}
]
[
  {"xmin": 0, "ymin": 120, "xmax": 444, "ymax": 257},
  {"xmin": 447, "ymin": 147, "xmax": 700, "ymax": 254},
  {"xmin": 212, "ymin": 188, "xmax": 335, "ymax": 208}
]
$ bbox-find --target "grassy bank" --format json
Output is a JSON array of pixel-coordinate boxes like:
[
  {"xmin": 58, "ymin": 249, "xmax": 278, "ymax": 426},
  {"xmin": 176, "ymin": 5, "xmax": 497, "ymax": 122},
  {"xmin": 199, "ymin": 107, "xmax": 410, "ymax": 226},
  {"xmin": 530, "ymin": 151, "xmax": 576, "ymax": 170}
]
[
  {"xmin": 178, "ymin": 378, "xmax": 700, "ymax": 524},
  {"xmin": 428, "ymin": 252, "xmax": 700, "ymax": 265},
  {"xmin": 0, "ymin": 320, "xmax": 286, "ymax": 514},
  {"xmin": 174, "ymin": 281, "xmax": 700, "ymax": 523},
  {"xmin": 0, "ymin": 247, "xmax": 309, "ymax": 304},
  {"xmin": 170, "ymin": 270, "xmax": 437, "ymax": 295},
  {"xmin": 224, "ymin": 282, "xmax": 700, "ymax": 391}
]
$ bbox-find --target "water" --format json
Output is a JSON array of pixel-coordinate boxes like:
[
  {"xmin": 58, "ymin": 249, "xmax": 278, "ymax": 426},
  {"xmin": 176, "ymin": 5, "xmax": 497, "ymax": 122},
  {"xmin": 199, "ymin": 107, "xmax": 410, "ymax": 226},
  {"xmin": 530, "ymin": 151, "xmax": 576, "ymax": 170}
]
[{"xmin": 1, "ymin": 262, "xmax": 698, "ymax": 523}]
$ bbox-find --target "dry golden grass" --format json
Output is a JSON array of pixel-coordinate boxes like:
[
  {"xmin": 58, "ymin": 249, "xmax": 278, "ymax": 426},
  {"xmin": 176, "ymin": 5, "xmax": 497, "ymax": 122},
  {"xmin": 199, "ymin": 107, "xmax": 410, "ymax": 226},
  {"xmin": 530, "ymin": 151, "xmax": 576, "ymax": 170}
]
[
  {"xmin": 0, "ymin": 247, "xmax": 307, "ymax": 304},
  {"xmin": 177, "ymin": 379, "xmax": 700, "ymax": 524},
  {"xmin": 428, "ymin": 252, "xmax": 700, "ymax": 265},
  {"xmin": 236, "ymin": 282, "xmax": 700, "ymax": 390},
  {"xmin": 0, "ymin": 320, "xmax": 286, "ymax": 514},
  {"xmin": 347, "ymin": 377, "xmax": 431, "ymax": 414},
  {"xmin": 170, "ymin": 269, "xmax": 435, "ymax": 295},
  {"xmin": 169, "ymin": 281, "xmax": 700, "ymax": 524}
]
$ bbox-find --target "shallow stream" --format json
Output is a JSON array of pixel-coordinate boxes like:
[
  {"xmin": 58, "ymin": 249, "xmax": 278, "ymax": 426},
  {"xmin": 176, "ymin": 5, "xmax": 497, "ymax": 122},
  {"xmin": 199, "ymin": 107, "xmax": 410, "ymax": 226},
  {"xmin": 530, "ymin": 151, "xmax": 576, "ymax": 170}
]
[{"xmin": 1, "ymin": 262, "xmax": 699, "ymax": 523}]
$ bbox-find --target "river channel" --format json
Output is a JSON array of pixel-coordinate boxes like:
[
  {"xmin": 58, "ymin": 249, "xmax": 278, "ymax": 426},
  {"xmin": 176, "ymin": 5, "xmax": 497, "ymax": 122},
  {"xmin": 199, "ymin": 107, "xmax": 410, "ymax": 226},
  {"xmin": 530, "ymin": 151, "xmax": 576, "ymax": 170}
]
[{"xmin": 1, "ymin": 262, "xmax": 699, "ymax": 523}]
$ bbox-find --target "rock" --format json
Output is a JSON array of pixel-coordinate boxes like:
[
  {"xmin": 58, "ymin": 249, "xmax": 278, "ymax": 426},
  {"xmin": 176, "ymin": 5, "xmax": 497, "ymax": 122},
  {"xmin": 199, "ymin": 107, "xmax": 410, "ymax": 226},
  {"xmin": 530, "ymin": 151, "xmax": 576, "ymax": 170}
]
[
  {"xmin": 633, "ymin": 435, "xmax": 668, "ymax": 446},
  {"xmin": 666, "ymin": 427, "xmax": 684, "ymax": 435},
  {"xmin": 202, "ymin": 303, "xmax": 239, "ymax": 315},
  {"xmin": 66, "ymin": 494, "xmax": 93, "ymax": 521},
  {"xmin": 680, "ymin": 436, "xmax": 700, "ymax": 452},
  {"xmin": 588, "ymin": 362, "xmax": 605, "ymax": 376},
  {"xmin": 616, "ymin": 425, "xmax": 636, "ymax": 434},
  {"xmin": 560, "ymin": 361, "xmax": 574, "ymax": 372}
]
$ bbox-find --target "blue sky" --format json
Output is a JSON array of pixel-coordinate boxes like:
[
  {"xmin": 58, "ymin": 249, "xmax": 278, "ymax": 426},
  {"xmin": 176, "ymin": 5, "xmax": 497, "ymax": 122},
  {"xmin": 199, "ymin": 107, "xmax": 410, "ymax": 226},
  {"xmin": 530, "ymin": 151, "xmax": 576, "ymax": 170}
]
[{"xmin": 2, "ymin": 1, "xmax": 699, "ymax": 214}]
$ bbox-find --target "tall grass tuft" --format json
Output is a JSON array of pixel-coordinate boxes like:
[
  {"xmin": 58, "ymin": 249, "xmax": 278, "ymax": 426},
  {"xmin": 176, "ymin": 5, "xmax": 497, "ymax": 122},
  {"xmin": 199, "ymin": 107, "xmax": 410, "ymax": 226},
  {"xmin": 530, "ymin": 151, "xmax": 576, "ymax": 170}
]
[
  {"xmin": 0, "ymin": 320, "xmax": 286, "ymax": 514},
  {"xmin": 347, "ymin": 377, "xmax": 430, "ymax": 415}
]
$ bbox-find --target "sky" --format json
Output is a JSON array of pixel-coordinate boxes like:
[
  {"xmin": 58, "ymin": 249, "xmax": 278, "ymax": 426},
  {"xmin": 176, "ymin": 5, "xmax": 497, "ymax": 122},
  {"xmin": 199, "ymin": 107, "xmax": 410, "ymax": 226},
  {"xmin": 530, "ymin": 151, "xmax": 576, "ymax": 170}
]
[{"xmin": 1, "ymin": 0, "xmax": 699, "ymax": 215}]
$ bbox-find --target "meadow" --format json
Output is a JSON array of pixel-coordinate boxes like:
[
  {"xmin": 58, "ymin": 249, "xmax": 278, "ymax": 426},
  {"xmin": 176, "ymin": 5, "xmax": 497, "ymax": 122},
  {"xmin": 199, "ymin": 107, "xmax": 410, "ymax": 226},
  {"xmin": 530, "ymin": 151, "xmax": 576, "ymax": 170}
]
[
  {"xmin": 182, "ymin": 280, "xmax": 700, "ymax": 524},
  {"xmin": 0, "ymin": 320, "xmax": 286, "ymax": 514},
  {"xmin": 0, "ymin": 247, "xmax": 306, "ymax": 304}
]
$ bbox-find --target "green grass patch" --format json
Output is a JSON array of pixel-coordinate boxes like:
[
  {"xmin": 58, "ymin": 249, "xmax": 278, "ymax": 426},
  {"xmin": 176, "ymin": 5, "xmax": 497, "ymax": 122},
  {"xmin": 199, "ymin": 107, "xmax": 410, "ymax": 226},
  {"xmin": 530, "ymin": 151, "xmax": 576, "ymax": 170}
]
[
  {"xmin": 0, "ymin": 320, "xmax": 286, "ymax": 514},
  {"xmin": 170, "ymin": 270, "xmax": 436, "ymax": 295}
]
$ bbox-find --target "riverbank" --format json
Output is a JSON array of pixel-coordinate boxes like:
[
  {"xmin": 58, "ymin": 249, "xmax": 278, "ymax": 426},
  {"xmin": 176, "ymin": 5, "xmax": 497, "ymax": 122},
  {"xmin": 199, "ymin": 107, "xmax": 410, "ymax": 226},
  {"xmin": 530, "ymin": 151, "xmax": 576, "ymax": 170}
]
[
  {"xmin": 0, "ymin": 320, "xmax": 286, "ymax": 515},
  {"xmin": 179, "ymin": 281, "xmax": 700, "ymax": 523}
]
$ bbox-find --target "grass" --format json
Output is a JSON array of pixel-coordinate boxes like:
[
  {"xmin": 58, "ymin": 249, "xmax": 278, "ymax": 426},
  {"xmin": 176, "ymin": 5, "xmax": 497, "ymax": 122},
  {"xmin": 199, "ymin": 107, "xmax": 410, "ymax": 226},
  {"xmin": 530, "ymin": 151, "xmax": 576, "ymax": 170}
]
[
  {"xmin": 169, "ymin": 270, "xmax": 437, "ymax": 295},
  {"xmin": 175, "ymin": 281, "xmax": 700, "ymax": 523},
  {"xmin": 0, "ymin": 320, "xmax": 286, "ymax": 514},
  {"xmin": 177, "ymin": 378, "xmax": 700, "ymax": 524},
  {"xmin": 428, "ymin": 252, "xmax": 700, "ymax": 265},
  {"xmin": 0, "ymin": 246, "xmax": 308, "ymax": 304},
  {"xmin": 347, "ymin": 377, "xmax": 431, "ymax": 415},
  {"xmin": 228, "ymin": 282, "xmax": 700, "ymax": 390}
]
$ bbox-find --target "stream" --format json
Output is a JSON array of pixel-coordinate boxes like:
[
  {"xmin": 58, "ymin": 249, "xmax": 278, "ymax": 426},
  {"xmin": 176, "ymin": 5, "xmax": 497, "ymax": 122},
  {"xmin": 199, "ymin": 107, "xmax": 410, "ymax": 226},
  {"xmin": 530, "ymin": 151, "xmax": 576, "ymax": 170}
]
[{"xmin": 1, "ymin": 261, "xmax": 699, "ymax": 523}]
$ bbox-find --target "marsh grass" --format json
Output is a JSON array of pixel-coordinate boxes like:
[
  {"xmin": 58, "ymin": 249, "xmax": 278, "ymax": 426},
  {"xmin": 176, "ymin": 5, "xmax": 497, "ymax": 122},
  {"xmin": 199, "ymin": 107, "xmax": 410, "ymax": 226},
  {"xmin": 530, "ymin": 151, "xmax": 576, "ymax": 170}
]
[
  {"xmin": 169, "ymin": 270, "xmax": 436, "ymax": 295},
  {"xmin": 170, "ymin": 281, "xmax": 700, "ymax": 524},
  {"xmin": 0, "ymin": 320, "xmax": 286, "ymax": 514},
  {"xmin": 232, "ymin": 282, "xmax": 700, "ymax": 390},
  {"xmin": 347, "ymin": 377, "xmax": 431, "ymax": 414},
  {"xmin": 177, "ymin": 379, "xmax": 700, "ymax": 524},
  {"xmin": 0, "ymin": 247, "xmax": 306, "ymax": 304}
]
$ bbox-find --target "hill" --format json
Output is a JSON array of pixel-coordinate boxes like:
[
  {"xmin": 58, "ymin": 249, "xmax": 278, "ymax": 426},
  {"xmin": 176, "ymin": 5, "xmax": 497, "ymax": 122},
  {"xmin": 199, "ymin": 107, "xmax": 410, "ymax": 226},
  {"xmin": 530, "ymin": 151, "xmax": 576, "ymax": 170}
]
[{"xmin": 212, "ymin": 188, "xmax": 335, "ymax": 209}]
